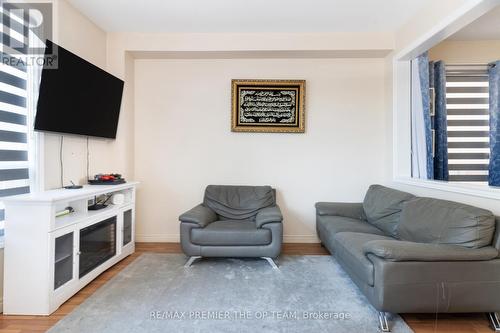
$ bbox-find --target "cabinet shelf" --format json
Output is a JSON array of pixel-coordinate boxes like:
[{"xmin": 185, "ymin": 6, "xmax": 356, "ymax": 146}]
[
  {"xmin": 54, "ymin": 232, "xmax": 73, "ymax": 290},
  {"xmin": 54, "ymin": 205, "xmax": 116, "ymax": 231},
  {"xmin": 54, "ymin": 253, "xmax": 72, "ymax": 264}
]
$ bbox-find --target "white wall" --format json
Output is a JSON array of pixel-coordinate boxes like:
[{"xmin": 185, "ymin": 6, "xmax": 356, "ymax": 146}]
[
  {"xmin": 429, "ymin": 39, "xmax": 500, "ymax": 63},
  {"xmin": 394, "ymin": 0, "xmax": 473, "ymax": 53},
  {"xmin": 43, "ymin": 0, "xmax": 133, "ymax": 190},
  {"xmin": 134, "ymin": 58, "xmax": 387, "ymax": 242},
  {"xmin": 36, "ymin": 0, "xmax": 500, "ymax": 246}
]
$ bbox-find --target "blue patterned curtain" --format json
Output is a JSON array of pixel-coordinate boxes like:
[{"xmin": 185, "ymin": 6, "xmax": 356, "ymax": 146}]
[
  {"xmin": 489, "ymin": 61, "xmax": 500, "ymax": 186},
  {"xmin": 411, "ymin": 53, "xmax": 434, "ymax": 179},
  {"xmin": 418, "ymin": 53, "xmax": 434, "ymax": 179},
  {"xmin": 433, "ymin": 61, "xmax": 448, "ymax": 180}
]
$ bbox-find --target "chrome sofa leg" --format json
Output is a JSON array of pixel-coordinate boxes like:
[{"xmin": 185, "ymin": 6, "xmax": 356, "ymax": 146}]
[
  {"xmin": 261, "ymin": 257, "xmax": 279, "ymax": 269},
  {"xmin": 489, "ymin": 312, "xmax": 500, "ymax": 331},
  {"xmin": 378, "ymin": 312, "xmax": 391, "ymax": 332},
  {"xmin": 184, "ymin": 256, "xmax": 201, "ymax": 268}
]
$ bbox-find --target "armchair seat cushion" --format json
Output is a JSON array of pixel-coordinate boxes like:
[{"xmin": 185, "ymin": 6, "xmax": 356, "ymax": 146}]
[
  {"xmin": 333, "ymin": 232, "xmax": 395, "ymax": 286},
  {"xmin": 191, "ymin": 220, "xmax": 272, "ymax": 246}
]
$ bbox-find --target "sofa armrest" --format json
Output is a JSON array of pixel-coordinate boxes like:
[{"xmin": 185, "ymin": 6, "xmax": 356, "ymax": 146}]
[
  {"xmin": 256, "ymin": 205, "xmax": 283, "ymax": 228},
  {"xmin": 315, "ymin": 202, "xmax": 365, "ymax": 220},
  {"xmin": 179, "ymin": 204, "xmax": 217, "ymax": 227},
  {"xmin": 363, "ymin": 240, "xmax": 499, "ymax": 262}
]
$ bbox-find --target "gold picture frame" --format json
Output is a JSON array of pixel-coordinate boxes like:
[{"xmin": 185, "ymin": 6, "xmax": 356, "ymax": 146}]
[{"xmin": 231, "ymin": 79, "xmax": 306, "ymax": 133}]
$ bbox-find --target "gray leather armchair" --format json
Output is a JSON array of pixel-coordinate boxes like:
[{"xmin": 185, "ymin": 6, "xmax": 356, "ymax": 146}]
[{"xmin": 179, "ymin": 185, "xmax": 283, "ymax": 268}]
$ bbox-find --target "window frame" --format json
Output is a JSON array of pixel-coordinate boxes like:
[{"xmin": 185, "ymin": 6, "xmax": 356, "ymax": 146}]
[{"xmin": 392, "ymin": 0, "xmax": 500, "ymax": 200}]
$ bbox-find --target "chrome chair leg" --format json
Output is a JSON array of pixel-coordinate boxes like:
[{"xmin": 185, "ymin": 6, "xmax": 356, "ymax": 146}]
[
  {"xmin": 489, "ymin": 312, "xmax": 500, "ymax": 331},
  {"xmin": 261, "ymin": 257, "xmax": 279, "ymax": 269},
  {"xmin": 378, "ymin": 311, "xmax": 391, "ymax": 332},
  {"xmin": 184, "ymin": 256, "xmax": 201, "ymax": 268}
]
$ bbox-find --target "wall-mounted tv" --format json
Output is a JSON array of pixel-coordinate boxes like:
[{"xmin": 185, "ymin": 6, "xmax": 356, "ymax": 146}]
[{"xmin": 35, "ymin": 40, "xmax": 124, "ymax": 139}]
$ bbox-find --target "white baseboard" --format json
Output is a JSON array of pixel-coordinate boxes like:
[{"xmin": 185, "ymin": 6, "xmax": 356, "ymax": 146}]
[
  {"xmin": 283, "ymin": 235, "xmax": 320, "ymax": 243},
  {"xmin": 136, "ymin": 234, "xmax": 180, "ymax": 242},
  {"xmin": 135, "ymin": 234, "xmax": 319, "ymax": 244}
]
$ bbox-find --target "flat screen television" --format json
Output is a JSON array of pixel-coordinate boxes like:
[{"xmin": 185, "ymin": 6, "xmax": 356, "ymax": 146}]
[{"xmin": 35, "ymin": 40, "xmax": 124, "ymax": 139}]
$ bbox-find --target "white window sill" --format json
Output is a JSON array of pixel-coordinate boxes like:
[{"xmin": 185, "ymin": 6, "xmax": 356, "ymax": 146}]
[{"xmin": 393, "ymin": 177, "xmax": 500, "ymax": 201}]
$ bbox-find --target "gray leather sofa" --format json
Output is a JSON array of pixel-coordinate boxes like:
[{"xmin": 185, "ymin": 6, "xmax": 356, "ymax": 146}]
[
  {"xmin": 316, "ymin": 185, "xmax": 500, "ymax": 332},
  {"xmin": 179, "ymin": 185, "xmax": 283, "ymax": 268}
]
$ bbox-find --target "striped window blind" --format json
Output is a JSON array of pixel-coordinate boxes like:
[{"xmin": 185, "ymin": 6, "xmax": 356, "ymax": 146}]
[
  {"xmin": 446, "ymin": 64, "xmax": 489, "ymax": 183},
  {"xmin": 0, "ymin": 8, "xmax": 31, "ymax": 236}
]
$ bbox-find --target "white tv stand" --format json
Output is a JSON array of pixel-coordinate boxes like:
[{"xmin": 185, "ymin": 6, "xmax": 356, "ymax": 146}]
[{"xmin": 3, "ymin": 182, "xmax": 138, "ymax": 315}]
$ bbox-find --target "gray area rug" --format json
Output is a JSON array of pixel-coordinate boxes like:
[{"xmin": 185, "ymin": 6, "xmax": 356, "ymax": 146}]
[{"xmin": 49, "ymin": 254, "xmax": 413, "ymax": 333}]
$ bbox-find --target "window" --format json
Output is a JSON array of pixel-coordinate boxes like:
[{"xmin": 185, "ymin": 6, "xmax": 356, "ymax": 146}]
[
  {"xmin": 446, "ymin": 65, "xmax": 489, "ymax": 183},
  {"xmin": 0, "ymin": 7, "xmax": 32, "ymax": 237}
]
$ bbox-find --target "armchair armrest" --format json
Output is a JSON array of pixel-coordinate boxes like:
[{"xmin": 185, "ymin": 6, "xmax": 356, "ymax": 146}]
[
  {"xmin": 363, "ymin": 240, "xmax": 499, "ymax": 262},
  {"xmin": 179, "ymin": 204, "xmax": 217, "ymax": 227},
  {"xmin": 315, "ymin": 202, "xmax": 365, "ymax": 220},
  {"xmin": 256, "ymin": 205, "xmax": 283, "ymax": 228}
]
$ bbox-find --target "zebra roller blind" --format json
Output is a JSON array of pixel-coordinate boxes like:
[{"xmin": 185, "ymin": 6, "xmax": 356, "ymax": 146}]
[
  {"xmin": 0, "ymin": 8, "xmax": 31, "ymax": 234},
  {"xmin": 446, "ymin": 64, "xmax": 489, "ymax": 183}
]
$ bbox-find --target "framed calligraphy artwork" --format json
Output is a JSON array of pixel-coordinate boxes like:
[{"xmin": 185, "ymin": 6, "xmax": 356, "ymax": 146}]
[{"xmin": 231, "ymin": 79, "xmax": 306, "ymax": 133}]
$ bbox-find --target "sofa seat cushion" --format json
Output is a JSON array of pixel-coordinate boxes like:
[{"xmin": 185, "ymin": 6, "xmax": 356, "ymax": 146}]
[
  {"xmin": 363, "ymin": 185, "xmax": 415, "ymax": 237},
  {"xmin": 318, "ymin": 215, "xmax": 385, "ymax": 239},
  {"xmin": 333, "ymin": 232, "xmax": 395, "ymax": 286},
  {"xmin": 191, "ymin": 220, "xmax": 272, "ymax": 246},
  {"xmin": 397, "ymin": 198, "xmax": 496, "ymax": 249},
  {"xmin": 317, "ymin": 216, "xmax": 386, "ymax": 253}
]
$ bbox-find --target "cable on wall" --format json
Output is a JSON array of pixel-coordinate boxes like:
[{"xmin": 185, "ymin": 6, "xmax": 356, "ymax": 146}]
[{"xmin": 60, "ymin": 135, "xmax": 64, "ymax": 188}]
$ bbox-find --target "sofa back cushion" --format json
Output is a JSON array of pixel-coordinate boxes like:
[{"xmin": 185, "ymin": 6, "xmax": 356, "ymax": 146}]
[
  {"xmin": 204, "ymin": 185, "xmax": 275, "ymax": 220},
  {"xmin": 494, "ymin": 217, "xmax": 500, "ymax": 254},
  {"xmin": 397, "ymin": 198, "xmax": 495, "ymax": 248},
  {"xmin": 362, "ymin": 185, "xmax": 415, "ymax": 237}
]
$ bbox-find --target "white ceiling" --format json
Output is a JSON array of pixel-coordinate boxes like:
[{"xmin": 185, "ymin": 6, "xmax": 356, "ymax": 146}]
[
  {"xmin": 448, "ymin": 5, "xmax": 500, "ymax": 41},
  {"xmin": 67, "ymin": 0, "xmax": 436, "ymax": 33}
]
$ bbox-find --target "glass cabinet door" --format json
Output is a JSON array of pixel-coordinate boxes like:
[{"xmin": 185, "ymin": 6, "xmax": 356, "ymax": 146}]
[
  {"xmin": 123, "ymin": 209, "xmax": 132, "ymax": 246},
  {"xmin": 54, "ymin": 232, "xmax": 73, "ymax": 290},
  {"xmin": 79, "ymin": 216, "xmax": 117, "ymax": 278}
]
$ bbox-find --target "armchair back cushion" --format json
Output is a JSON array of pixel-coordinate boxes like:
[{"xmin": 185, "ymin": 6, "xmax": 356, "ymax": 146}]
[
  {"xmin": 362, "ymin": 185, "xmax": 415, "ymax": 237},
  {"xmin": 203, "ymin": 185, "xmax": 275, "ymax": 220},
  {"xmin": 397, "ymin": 197, "xmax": 496, "ymax": 248}
]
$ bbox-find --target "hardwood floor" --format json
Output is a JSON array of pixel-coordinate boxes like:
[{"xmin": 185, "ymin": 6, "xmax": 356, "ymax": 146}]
[{"xmin": 0, "ymin": 243, "xmax": 492, "ymax": 333}]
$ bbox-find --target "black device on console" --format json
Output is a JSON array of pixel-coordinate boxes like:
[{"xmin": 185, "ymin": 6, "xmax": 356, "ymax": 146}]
[{"xmin": 88, "ymin": 195, "xmax": 112, "ymax": 211}]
